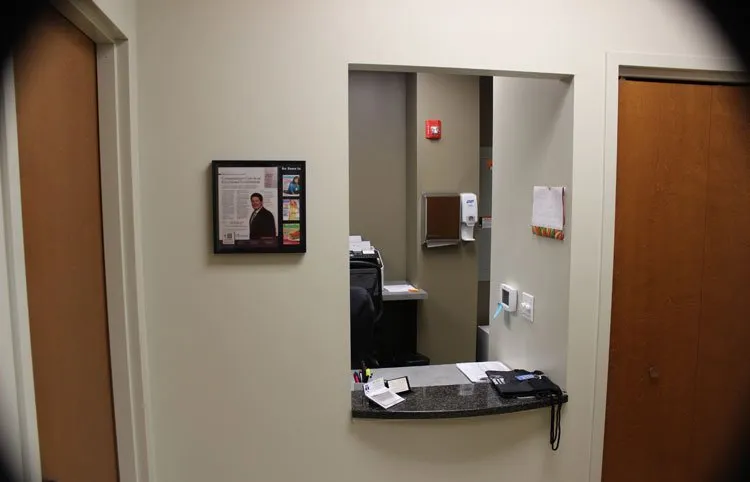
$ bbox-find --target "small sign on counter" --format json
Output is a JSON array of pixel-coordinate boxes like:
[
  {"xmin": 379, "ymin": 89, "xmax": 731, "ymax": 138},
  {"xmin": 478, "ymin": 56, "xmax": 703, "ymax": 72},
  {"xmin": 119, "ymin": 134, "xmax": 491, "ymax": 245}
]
[{"xmin": 385, "ymin": 376, "xmax": 411, "ymax": 394}]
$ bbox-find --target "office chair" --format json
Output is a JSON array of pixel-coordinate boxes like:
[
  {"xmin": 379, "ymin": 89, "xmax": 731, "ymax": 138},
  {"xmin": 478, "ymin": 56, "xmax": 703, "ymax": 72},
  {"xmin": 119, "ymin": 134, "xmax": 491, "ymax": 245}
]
[
  {"xmin": 349, "ymin": 259, "xmax": 383, "ymax": 323},
  {"xmin": 350, "ymin": 286, "xmax": 376, "ymax": 369},
  {"xmin": 349, "ymin": 259, "xmax": 383, "ymax": 369}
]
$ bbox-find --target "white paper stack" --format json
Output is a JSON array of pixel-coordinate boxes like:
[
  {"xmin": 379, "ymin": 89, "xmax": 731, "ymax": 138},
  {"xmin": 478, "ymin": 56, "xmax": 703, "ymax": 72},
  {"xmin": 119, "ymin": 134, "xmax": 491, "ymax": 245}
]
[
  {"xmin": 349, "ymin": 234, "xmax": 375, "ymax": 254},
  {"xmin": 384, "ymin": 284, "xmax": 416, "ymax": 294},
  {"xmin": 363, "ymin": 378, "xmax": 404, "ymax": 409},
  {"xmin": 456, "ymin": 361, "xmax": 511, "ymax": 383}
]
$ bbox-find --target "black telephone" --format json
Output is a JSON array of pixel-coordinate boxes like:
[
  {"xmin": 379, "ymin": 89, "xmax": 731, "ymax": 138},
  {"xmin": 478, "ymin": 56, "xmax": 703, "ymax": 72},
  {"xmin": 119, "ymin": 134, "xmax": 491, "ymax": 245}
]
[{"xmin": 486, "ymin": 369, "xmax": 564, "ymax": 451}]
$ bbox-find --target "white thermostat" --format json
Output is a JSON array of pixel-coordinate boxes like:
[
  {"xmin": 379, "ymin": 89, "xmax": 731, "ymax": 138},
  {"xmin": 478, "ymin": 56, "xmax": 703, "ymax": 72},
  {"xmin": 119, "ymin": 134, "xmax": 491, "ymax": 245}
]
[{"xmin": 500, "ymin": 284, "xmax": 518, "ymax": 313}]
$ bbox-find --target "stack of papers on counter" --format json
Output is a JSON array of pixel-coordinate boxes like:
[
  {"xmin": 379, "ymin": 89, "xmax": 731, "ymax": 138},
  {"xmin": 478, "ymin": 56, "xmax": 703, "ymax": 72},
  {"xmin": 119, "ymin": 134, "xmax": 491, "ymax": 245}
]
[
  {"xmin": 363, "ymin": 378, "xmax": 404, "ymax": 409},
  {"xmin": 456, "ymin": 361, "xmax": 511, "ymax": 383},
  {"xmin": 384, "ymin": 284, "xmax": 418, "ymax": 293}
]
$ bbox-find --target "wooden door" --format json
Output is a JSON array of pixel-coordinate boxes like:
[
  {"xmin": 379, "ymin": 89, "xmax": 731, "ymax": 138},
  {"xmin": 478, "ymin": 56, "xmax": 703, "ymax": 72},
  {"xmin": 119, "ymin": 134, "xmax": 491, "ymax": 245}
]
[
  {"xmin": 603, "ymin": 80, "xmax": 713, "ymax": 482},
  {"xmin": 692, "ymin": 85, "xmax": 750, "ymax": 481},
  {"xmin": 14, "ymin": 7, "xmax": 119, "ymax": 482}
]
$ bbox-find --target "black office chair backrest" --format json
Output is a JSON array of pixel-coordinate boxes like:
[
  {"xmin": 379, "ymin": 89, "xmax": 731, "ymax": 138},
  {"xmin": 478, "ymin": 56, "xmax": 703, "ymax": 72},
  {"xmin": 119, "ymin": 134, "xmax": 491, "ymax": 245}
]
[
  {"xmin": 350, "ymin": 286, "xmax": 375, "ymax": 369},
  {"xmin": 349, "ymin": 259, "xmax": 383, "ymax": 323}
]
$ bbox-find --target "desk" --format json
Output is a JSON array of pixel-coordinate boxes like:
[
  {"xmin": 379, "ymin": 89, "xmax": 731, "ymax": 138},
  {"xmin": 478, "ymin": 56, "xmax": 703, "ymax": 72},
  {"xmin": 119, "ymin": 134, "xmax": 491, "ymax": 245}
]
[
  {"xmin": 351, "ymin": 364, "xmax": 569, "ymax": 420},
  {"xmin": 378, "ymin": 282, "xmax": 429, "ymax": 367}
]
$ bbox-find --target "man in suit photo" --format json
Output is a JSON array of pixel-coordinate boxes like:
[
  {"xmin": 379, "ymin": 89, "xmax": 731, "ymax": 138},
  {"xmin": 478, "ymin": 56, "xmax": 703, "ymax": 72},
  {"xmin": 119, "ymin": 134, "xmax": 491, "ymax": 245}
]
[{"xmin": 248, "ymin": 193, "xmax": 277, "ymax": 240}]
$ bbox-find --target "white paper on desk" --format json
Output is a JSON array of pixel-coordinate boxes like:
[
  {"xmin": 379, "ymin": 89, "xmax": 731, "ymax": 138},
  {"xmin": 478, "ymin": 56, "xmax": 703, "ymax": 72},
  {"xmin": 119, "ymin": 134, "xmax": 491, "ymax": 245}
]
[
  {"xmin": 532, "ymin": 186, "xmax": 564, "ymax": 230},
  {"xmin": 349, "ymin": 235, "xmax": 362, "ymax": 243},
  {"xmin": 384, "ymin": 284, "xmax": 415, "ymax": 293},
  {"xmin": 456, "ymin": 361, "xmax": 511, "ymax": 383},
  {"xmin": 363, "ymin": 378, "xmax": 404, "ymax": 409}
]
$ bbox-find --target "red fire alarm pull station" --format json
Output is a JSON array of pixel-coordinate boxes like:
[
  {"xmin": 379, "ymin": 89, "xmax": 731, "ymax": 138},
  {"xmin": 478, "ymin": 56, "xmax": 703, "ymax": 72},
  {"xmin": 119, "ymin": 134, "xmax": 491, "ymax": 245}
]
[{"xmin": 425, "ymin": 120, "xmax": 441, "ymax": 140}]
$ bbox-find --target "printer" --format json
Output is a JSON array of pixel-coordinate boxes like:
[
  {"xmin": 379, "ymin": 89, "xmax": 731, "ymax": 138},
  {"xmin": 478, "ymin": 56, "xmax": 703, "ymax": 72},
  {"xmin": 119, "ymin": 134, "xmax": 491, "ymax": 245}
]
[
  {"xmin": 349, "ymin": 236, "xmax": 385, "ymax": 282},
  {"xmin": 349, "ymin": 248, "xmax": 384, "ymax": 283}
]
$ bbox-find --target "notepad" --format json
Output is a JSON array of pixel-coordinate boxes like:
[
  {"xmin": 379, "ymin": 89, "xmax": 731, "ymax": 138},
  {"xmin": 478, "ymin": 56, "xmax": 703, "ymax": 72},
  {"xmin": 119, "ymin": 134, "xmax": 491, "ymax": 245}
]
[{"xmin": 456, "ymin": 361, "xmax": 511, "ymax": 383}]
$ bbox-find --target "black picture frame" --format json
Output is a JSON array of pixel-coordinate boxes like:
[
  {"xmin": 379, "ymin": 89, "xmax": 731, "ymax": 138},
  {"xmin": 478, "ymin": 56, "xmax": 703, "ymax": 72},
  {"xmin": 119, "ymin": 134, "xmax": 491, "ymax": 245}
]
[{"xmin": 212, "ymin": 160, "xmax": 306, "ymax": 254}]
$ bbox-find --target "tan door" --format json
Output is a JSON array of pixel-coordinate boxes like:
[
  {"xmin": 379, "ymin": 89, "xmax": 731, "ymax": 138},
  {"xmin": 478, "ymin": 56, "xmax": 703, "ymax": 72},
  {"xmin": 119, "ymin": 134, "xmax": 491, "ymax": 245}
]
[
  {"xmin": 14, "ymin": 7, "xmax": 119, "ymax": 482},
  {"xmin": 692, "ymin": 85, "xmax": 750, "ymax": 481},
  {"xmin": 604, "ymin": 80, "xmax": 750, "ymax": 482}
]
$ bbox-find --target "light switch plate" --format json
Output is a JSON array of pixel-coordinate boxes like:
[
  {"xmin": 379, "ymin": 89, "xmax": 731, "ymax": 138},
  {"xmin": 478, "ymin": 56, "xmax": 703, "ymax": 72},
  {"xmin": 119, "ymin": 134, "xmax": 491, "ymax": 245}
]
[{"xmin": 521, "ymin": 292, "xmax": 534, "ymax": 322}]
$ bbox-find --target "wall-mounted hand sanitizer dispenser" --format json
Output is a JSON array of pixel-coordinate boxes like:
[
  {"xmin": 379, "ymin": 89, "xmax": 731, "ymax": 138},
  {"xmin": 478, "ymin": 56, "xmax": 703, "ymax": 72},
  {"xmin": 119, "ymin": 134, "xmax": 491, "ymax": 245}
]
[{"xmin": 460, "ymin": 193, "xmax": 478, "ymax": 241}]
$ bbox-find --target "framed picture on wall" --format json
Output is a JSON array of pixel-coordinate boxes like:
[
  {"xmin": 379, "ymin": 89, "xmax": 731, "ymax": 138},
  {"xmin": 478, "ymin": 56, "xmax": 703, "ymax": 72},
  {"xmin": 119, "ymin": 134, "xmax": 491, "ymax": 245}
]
[{"xmin": 211, "ymin": 160, "xmax": 306, "ymax": 254}]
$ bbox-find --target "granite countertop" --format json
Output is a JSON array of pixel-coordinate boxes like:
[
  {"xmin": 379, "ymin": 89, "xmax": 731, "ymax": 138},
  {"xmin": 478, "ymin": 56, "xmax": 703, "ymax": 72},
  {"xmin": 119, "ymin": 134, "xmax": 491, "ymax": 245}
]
[
  {"xmin": 351, "ymin": 364, "xmax": 568, "ymax": 420},
  {"xmin": 352, "ymin": 383, "xmax": 567, "ymax": 419}
]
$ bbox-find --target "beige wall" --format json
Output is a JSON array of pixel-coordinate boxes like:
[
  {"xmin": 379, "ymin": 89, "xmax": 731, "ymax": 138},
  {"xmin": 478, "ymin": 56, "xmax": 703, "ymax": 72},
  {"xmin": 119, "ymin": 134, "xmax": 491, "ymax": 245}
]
[
  {"xmin": 407, "ymin": 73, "xmax": 479, "ymax": 364},
  {"xmin": 491, "ymin": 77, "xmax": 574, "ymax": 385},
  {"xmin": 132, "ymin": 1, "xmax": 728, "ymax": 481},
  {"xmin": 348, "ymin": 71, "xmax": 407, "ymax": 280},
  {"xmin": 94, "ymin": 0, "xmax": 136, "ymax": 37}
]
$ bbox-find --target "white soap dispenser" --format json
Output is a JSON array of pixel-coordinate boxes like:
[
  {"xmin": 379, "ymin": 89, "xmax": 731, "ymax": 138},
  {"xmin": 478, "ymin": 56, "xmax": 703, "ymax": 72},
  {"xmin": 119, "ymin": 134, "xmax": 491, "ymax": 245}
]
[{"xmin": 459, "ymin": 193, "xmax": 478, "ymax": 242}]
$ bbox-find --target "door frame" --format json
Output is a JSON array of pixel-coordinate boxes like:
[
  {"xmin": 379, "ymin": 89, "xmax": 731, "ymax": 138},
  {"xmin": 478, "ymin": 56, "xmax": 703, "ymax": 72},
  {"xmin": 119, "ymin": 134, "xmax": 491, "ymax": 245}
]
[
  {"xmin": 590, "ymin": 52, "xmax": 744, "ymax": 482},
  {"xmin": 0, "ymin": 2, "xmax": 152, "ymax": 482}
]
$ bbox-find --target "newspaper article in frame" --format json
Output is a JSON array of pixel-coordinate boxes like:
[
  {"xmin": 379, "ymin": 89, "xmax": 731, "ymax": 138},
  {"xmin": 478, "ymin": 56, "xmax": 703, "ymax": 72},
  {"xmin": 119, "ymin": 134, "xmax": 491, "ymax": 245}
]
[{"xmin": 217, "ymin": 166, "xmax": 279, "ymax": 247}]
